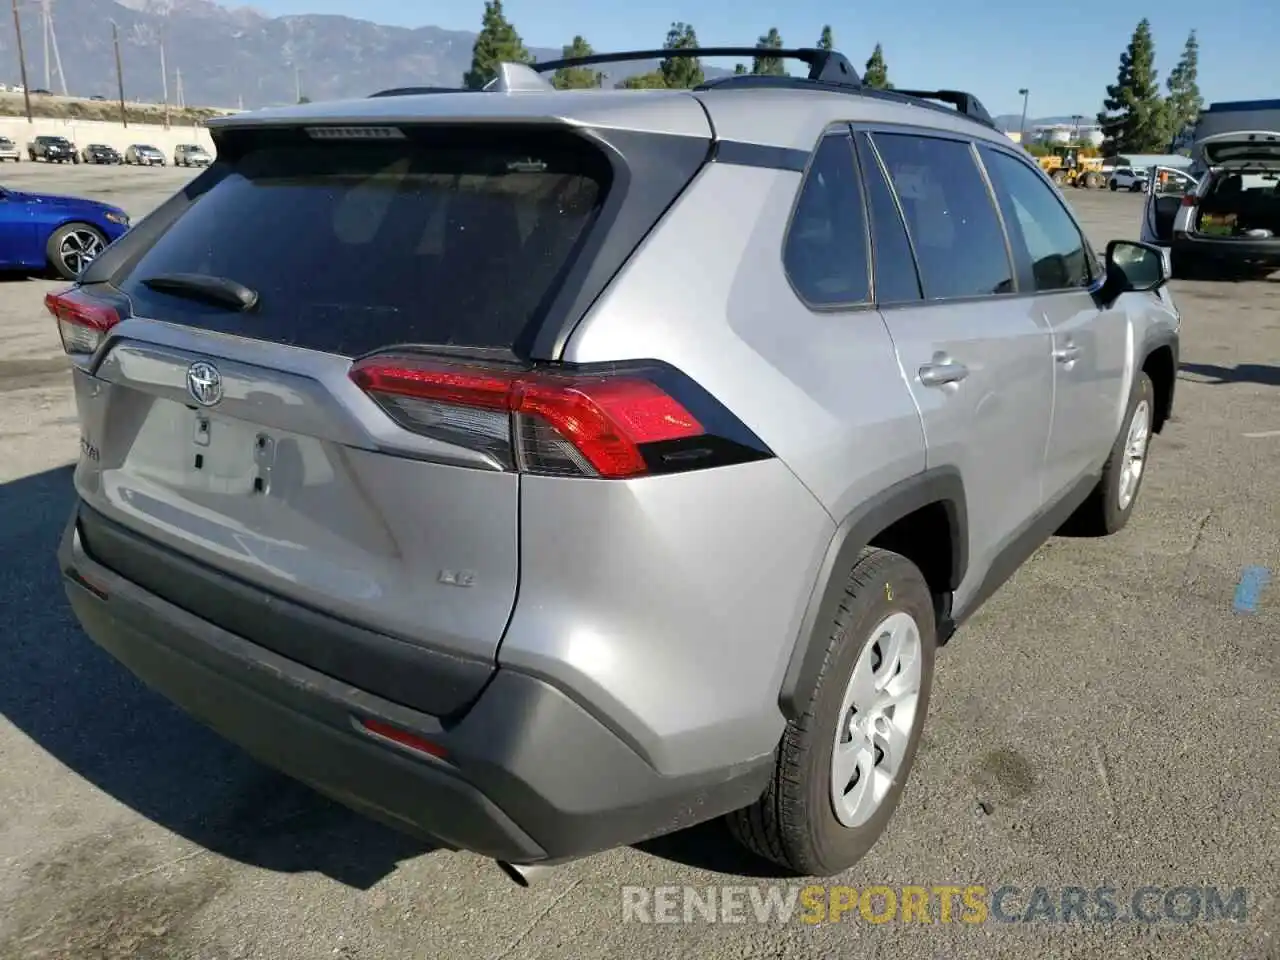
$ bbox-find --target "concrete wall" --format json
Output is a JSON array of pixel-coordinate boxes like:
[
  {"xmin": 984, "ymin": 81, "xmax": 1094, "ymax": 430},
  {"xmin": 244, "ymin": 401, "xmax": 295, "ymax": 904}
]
[{"xmin": 0, "ymin": 116, "xmax": 215, "ymax": 157}]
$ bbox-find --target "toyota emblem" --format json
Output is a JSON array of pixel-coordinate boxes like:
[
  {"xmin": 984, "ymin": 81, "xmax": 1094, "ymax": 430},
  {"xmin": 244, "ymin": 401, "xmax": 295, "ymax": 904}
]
[{"xmin": 186, "ymin": 361, "xmax": 223, "ymax": 407}]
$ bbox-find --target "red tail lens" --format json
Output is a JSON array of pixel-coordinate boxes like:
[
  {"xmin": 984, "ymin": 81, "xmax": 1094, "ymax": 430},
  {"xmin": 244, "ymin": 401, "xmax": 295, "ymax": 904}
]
[
  {"xmin": 359, "ymin": 717, "xmax": 448, "ymax": 759},
  {"xmin": 45, "ymin": 286, "xmax": 122, "ymax": 357},
  {"xmin": 350, "ymin": 357, "xmax": 707, "ymax": 479},
  {"xmin": 1181, "ymin": 193, "xmax": 1197, "ymax": 207}
]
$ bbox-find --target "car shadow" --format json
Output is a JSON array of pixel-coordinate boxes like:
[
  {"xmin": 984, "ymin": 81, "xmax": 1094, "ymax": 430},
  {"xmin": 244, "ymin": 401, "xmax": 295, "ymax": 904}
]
[
  {"xmin": 1179, "ymin": 362, "xmax": 1280, "ymax": 387},
  {"xmin": 0, "ymin": 464, "xmax": 431, "ymax": 890},
  {"xmin": 634, "ymin": 819, "xmax": 796, "ymax": 878}
]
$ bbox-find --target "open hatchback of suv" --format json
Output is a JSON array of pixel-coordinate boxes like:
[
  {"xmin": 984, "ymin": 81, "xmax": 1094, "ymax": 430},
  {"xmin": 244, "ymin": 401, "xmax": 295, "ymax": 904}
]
[
  {"xmin": 1143, "ymin": 130, "xmax": 1280, "ymax": 278},
  {"xmin": 52, "ymin": 48, "xmax": 1180, "ymax": 883}
]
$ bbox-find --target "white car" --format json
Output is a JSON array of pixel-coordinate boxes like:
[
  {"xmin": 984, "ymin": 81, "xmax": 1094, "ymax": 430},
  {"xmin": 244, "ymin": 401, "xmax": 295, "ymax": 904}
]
[
  {"xmin": 1108, "ymin": 167, "xmax": 1149, "ymax": 192},
  {"xmin": 0, "ymin": 136, "xmax": 20, "ymax": 161},
  {"xmin": 1141, "ymin": 130, "xmax": 1280, "ymax": 279}
]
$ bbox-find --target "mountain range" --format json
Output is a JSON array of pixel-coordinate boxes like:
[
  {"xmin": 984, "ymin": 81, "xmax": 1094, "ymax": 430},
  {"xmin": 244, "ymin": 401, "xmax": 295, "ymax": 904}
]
[{"xmin": 0, "ymin": 0, "xmax": 728, "ymax": 110}]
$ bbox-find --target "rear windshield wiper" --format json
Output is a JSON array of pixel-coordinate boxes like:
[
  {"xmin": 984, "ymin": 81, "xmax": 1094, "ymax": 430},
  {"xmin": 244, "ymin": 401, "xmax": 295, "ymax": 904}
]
[{"xmin": 140, "ymin": 272, "xmax": 259, "ymax": 311}]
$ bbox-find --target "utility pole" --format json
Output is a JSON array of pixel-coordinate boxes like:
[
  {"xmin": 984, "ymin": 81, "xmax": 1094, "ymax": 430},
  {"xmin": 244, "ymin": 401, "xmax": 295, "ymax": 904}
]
[
  {"xmin": 294, "ymin": 63, "xmax": 301, "ymax": 102},
  {"xmin": 44, "ymin": 0, "xmax": 67, "ymax": 96},
  {"xmin": 41, "ymin": 0, "xmax": 49, "ymax": 90},
  {"xmin": 1017, "ymin": 87, "xmax": 1030, "ymax": 144},
  {"xmin": 160, "ymin": 20, "xmax": 170, "ymax": 127},
  {"xmin": 11, "ymin": 0, "xmax": 32, "ymax": 123},
  {"xmin": 175, "ymin": 66, "xmax": 184, "ymax": 109},
  {"xmin": 112, "ymin": 20, "xmax": 127, "ymax": 127}
]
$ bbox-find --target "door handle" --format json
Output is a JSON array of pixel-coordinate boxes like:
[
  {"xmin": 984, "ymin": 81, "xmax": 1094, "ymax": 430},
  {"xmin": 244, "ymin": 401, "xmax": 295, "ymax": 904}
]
[
  {"xmin": 1053, "ymin": 345, "xmax": 1082, "ymax": 363},
  {"xmin": 918, "ymin": 360, "xmax": 970, "ymax": 387}
]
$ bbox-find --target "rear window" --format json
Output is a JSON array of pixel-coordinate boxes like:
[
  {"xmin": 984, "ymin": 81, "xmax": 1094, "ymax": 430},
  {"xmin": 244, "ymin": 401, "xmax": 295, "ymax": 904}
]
[{"xmin": 117, "ymin": 127, "xmax": 611, "ymax": 357}]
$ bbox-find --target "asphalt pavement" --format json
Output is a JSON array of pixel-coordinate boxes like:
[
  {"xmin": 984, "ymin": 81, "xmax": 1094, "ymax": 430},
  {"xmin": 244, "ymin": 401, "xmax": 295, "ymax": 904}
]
[{"xmin": 0, "ymin": 162, "xmax": 1276, "ymax": 960}]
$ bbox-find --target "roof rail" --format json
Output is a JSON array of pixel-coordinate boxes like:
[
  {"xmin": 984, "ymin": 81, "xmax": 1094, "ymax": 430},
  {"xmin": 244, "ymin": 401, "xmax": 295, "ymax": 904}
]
[
  {"xmin": 368, "ymin": 85, "xmax": 469, "ymax": 98},
  {"xmin": 531, "ymin": 46, "xmax": 862, "ymax": 88}
]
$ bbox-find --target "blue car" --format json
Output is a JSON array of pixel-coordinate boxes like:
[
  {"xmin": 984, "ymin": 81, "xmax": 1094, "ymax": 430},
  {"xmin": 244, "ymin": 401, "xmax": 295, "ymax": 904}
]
[{"xmin": 0, "ymin": 184, "xmax": 130, "ymax": 279}]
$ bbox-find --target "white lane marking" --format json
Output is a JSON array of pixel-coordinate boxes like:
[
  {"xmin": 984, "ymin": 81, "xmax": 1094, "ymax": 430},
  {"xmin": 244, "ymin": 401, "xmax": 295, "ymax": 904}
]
[{"xmin": 1242, "ymin": 430, "xmax": 1280, "ymax": 438}]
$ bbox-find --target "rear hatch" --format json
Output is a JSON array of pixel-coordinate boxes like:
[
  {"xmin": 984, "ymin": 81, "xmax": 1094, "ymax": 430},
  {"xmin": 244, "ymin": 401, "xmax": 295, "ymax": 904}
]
[
  {"xmin": 1194, "ymin": 130, "xmax": 1280, "ymax": 170},
  {"xmin": 59, "ymin": 118, "xmax": 683, "ymax": 716}
]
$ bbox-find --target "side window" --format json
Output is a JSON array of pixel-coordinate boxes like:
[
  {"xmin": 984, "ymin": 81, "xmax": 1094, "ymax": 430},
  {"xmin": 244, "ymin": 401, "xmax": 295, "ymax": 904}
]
[
  {"xmin": 980, "ymin": 147, "xmax": 1093, "ymax": 292},
  {"xmin": 853, "ymin": 132, "xmax": 922, "ymax": 304},
  {"xmin": 783, "ymin": 133, "xmax": 870, "ymax": 306},
  {"xmin": 870, "ymin": 133, "xmax": 1014, "ymax": 300}
]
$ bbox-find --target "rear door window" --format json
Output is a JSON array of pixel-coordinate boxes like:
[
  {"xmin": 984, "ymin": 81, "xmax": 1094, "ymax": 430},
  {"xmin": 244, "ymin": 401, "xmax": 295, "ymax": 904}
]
[
  {"xmin": 783, "ymin": 132, "xmax": 871, "ymax": 306},
  {"xmin": 869, "ymin": 132, "xmax": 1015, "ymax": 300},
  {"xmin": 116, "ymin": 128, "xmax": 610, "ymax": 357},
  {"xmin": 853, "ymin": 132, "xmax": 922, "ymax": 304}
]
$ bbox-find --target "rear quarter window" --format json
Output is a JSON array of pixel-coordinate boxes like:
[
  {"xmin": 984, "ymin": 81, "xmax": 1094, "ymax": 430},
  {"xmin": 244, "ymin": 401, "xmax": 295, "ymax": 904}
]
[{"xmin": 116, "ymin": 127, "xmax": 611, "ymax": 357}]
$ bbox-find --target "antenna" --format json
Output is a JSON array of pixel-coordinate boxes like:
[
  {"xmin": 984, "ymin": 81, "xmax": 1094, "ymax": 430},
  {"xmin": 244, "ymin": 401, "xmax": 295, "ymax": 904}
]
[{"xmin": 483, "ymin": 62, "xmax": 554, "ymax": 93}]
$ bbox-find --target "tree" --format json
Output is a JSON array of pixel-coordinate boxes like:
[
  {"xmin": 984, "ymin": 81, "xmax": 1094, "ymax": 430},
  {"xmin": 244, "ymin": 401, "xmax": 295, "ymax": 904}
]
[
  {"xmin": 817, "ymin": 26, "xmax": 834, "ymax": 52},
  {"xmin": 752, "ymin": 28, "xmax": 786, "ymax": 76},
  {"xmin": 1096, "ymin": 19, "xmax": 1168, "ymax": 154},
  {"xmin": 552, "ymin": 35, "xmax": 604, "ymax": 89},
  {"xmin": 462, "ymin": 0, "xmax": 532, "ymax": 90},
  {"xmin": 863, "ymin": 44, "xmax": 890, "ymax": 89},
  {"xmin": 1164, "ymin": 29, "xmax": 1203, "ymax": 147},
  {"xmin": 297, "ymin": 95, "xmax": 311, "ymax": 104},
  {"xmin": 733, "ymin": 63, "xmax": 748, "ymax": 75},
  {"xmin": 660, "ymin": 22, "xmax": 704, "ymax": 88},
  {"xmin": 617, "ymin": 71, "xmax": 667, "ymax": 90}
]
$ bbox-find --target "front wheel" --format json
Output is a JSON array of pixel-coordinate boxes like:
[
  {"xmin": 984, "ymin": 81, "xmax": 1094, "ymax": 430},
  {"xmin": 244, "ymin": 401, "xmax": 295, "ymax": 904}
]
[
  {"xmin": 47, "ymin": 222, "xmax": 107, "ymax": 281},
  {"xmin": 1109, "ymin": 181, "xmax": 1118, "ymax": 191},
  {"xmin": 727, "ymin": 547, "xmax": 936, "ymax": 876},
  {"xmin": 1063, "ymin": 372, "xmax": 1155, "ymax": 536}
]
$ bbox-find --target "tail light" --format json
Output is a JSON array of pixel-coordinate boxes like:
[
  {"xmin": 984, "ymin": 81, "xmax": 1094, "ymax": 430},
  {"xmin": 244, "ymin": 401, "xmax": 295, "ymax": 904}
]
[
  {"xmin": 1180, "ymin": 194, "xmax": 1197, "ymax": 207},
  {"xmin": 45, "ymin": 285, "xmax": 125, "ymax": 357},
  {"xmin": 349, "ymin": 355, "xmax": 772, "ymax": 479}
]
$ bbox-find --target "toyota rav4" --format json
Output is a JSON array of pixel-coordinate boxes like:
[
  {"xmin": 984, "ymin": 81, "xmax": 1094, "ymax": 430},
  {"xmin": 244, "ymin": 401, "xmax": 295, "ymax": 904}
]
[{"xmin": 52, "ymin": 46, "xmax": 1180, "ymax": 881}]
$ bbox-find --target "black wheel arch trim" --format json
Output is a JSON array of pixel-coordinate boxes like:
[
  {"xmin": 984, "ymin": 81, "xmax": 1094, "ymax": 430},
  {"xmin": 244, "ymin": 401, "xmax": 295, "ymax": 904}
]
[
  {"xmin": 1138, "ymin": 326, "xmax": 1179, "ymax": 430},
  {"xmin": 777, "ymin": 466, "xmax": 967, "ymax": 722}
]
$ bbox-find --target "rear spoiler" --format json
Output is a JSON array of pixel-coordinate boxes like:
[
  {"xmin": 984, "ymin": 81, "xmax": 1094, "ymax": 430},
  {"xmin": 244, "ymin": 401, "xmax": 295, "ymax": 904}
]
[{"xmin": 366, "ymin": 46, "xmax": 994, "ymax": 127}]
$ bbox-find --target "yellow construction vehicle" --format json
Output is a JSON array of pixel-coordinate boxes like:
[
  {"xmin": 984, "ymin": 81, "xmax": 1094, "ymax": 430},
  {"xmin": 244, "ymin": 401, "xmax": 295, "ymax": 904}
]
[{"xmin": 1036, "ymin": 144, "xmax": 1106, "ymax": 189}]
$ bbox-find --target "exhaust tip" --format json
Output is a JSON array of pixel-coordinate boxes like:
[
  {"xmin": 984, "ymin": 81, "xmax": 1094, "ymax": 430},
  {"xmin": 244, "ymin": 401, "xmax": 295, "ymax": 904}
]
[{"xmin": 497, "ymin": 861, "xmax": 558, "ymax": 887}]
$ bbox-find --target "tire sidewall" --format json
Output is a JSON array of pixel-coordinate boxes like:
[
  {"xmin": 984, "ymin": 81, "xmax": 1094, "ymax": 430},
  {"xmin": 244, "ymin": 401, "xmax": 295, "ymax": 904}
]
[
  {"xmin": 1103, "ymin": 372, "xmax": 1154, "ymax": 527},
  {"xmin": 802, "ymin": 556, "xmax": 937, "ymax": 873}
]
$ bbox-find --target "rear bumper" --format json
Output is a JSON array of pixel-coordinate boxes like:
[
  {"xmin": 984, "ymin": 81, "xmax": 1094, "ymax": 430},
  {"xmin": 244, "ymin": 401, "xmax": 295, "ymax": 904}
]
[
  {"xmin": 1173, "ymin": 234, "xmax": 1280, "ymax": 267},
  {"xmin": 58, "ymin": 504, "xmax": 771, "ymax": 865}
]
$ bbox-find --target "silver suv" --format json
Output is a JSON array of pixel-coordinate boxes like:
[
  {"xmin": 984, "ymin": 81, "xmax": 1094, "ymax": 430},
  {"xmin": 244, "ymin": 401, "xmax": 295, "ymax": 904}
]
[{"xmin": 53, "ymin": 46, "xmax": 1180, "ymax": 880}]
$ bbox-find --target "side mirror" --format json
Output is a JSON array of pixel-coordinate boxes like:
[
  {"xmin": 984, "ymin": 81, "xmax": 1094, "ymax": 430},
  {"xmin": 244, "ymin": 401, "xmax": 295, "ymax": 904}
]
[{"xmin": 1096, "ymin": 239, "xmax": 1169, "ymax": 305}]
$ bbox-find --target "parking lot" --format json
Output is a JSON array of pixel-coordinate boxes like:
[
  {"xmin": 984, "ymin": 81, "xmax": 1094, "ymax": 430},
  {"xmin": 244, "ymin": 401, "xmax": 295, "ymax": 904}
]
[{"xmin": 0, "ymin": 162, "xmax": 1276, "ymax": 960}]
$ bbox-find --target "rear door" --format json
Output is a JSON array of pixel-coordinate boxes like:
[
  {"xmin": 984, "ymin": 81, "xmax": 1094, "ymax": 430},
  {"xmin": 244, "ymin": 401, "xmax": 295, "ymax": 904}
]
[
  {"xmin": 1142, "ymin": 166, "xmax": 1199, "ymax": 244},
  {"xmin": 69, "ymin": 122, "xmax": 638, "ymax": 707},
  {"xmin": 861, "ymin": 129, "xmax": 1055, "ymax": 593},
  {"xmin": 979, "ymin": 143, "xmax": 1128, "ymax": 496}
]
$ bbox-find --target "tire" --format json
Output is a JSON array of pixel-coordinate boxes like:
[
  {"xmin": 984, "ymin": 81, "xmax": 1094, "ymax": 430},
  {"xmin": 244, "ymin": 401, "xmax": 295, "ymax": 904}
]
[
  {"xmin": 46, "ymin": 222, "xmax": 107, "ymax": 281},
  {"xmin": 1063, "ymin": 372, "xmax": 1155, "ymax": 537},
  {"xmin": 727, "ymin": 547, "xmax": 937, "ymax": 876},
  {"xmin": 1110, "ymin": 181, "xmax": 1118, "ymax": 191}
]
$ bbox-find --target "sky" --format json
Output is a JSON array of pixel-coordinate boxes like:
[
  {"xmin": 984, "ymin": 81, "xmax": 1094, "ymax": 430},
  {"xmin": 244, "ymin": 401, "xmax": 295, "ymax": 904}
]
[{"xmin": 218, "ymin": 0, "xmax": 1279, "ymax": 119}]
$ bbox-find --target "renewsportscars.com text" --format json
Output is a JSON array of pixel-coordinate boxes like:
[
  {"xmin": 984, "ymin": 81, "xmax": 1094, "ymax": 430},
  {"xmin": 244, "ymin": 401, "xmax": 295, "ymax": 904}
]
[{"xmin": 621, "ymin": 884, "xmax": 1249, "ymax": 925}]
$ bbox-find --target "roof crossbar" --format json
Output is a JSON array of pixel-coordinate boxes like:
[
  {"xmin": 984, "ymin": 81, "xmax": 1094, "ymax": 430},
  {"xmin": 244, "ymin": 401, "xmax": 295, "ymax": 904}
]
[
  {"xmin": 530, "ymin": 46, "xmax": 863, "ymax": 88},
  {"xmin": 889, "ymin": 88, "xmax": 995, "ymax": 127}
]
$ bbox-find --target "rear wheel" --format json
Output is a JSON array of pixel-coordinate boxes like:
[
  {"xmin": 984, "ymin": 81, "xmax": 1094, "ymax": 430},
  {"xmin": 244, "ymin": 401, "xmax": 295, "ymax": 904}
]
[
  {"xmin": 1109, "ymin": 180, "xmax": 1118, "ymax": 191},
  {"xmin": 47, "ymin": 222, "xmax": 107, "ymax": 281},
  {"xmin": 727, "ymin": 547, "xmax": 936, "ymax": 876}
]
